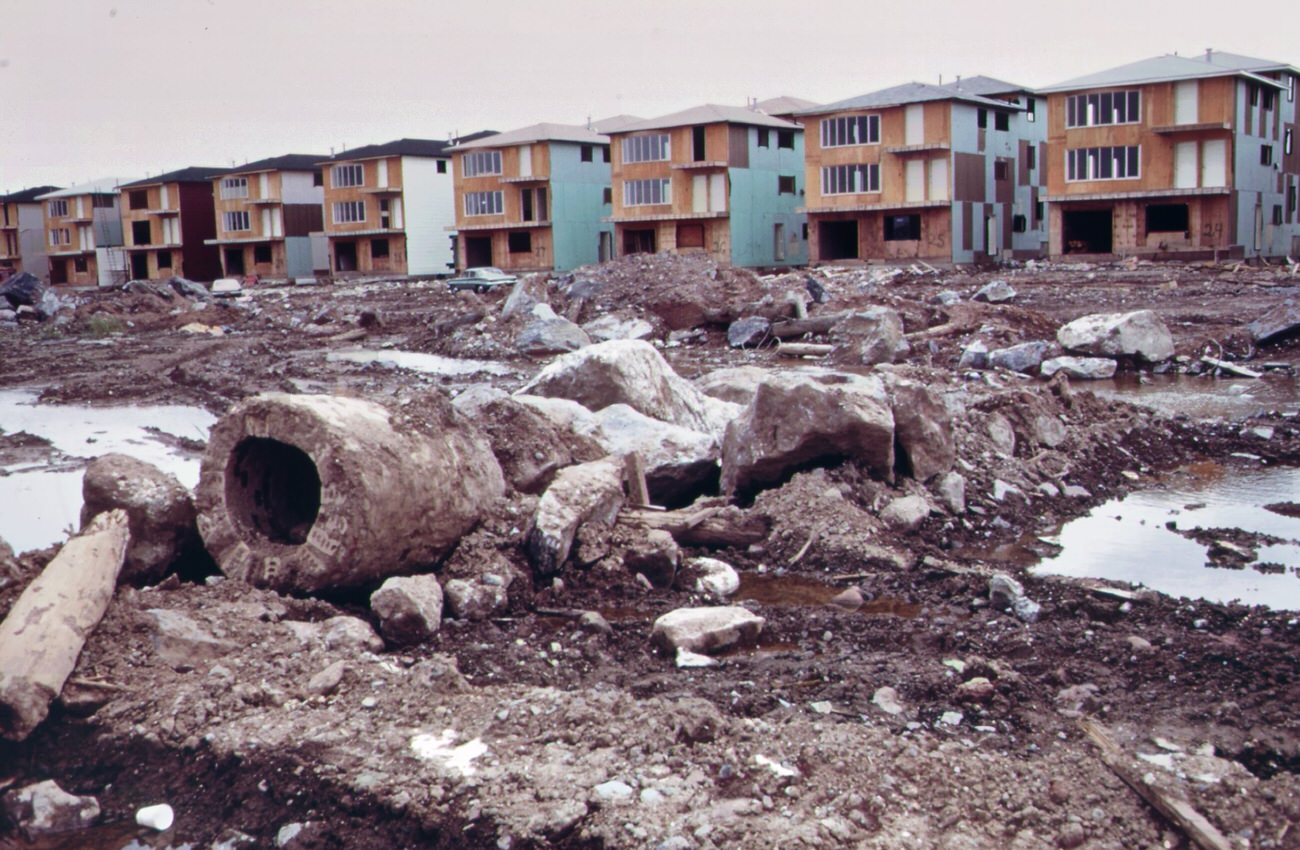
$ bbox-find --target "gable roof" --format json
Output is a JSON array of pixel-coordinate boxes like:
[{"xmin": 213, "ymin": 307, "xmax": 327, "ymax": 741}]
[
  {"xmin": 1193, "ymin": 50, "xmax": 1298, "ymax": 76},
  {"xmin": 1039, "ymin": 53, "xmax": 1288, "ymax": 93},
  {"xmin": 221, "ymin": 154, "xmax": 327, "ymax": 177},
  {"xmin": 942, "ymin": 76, "xmax": 1035, "ymax": 97},
  {"xmin": 449, "ymin": 122, "xmax": 609, "ymax": 151},
  {"xmin": 753, "ymin": 96, "xmax": 820, "ymax": 116},
  {"xmin": 797, "ymin": 81, "xmax": 1023, "ymax": 116},
  {"xmin": 120, "ymin": 166, "xmax": 229, "ymax": 188},
  {"xmin": 615, "ymin": 104, "xmax": 800, "ymax": 133},
  {"xmin": 1, "ymin": 186, "xmax": 62, "ymax": 203},
  {"xmin": 591, "ymin": 114, "xmax": 644, "ymax": 134},
  {"xmin": 325, "ymin": 138, "xmax": 455, "ymax": 163},
  {"xmin": 37, "ymin": 179, "xmax": 133, "ymax": 198}
]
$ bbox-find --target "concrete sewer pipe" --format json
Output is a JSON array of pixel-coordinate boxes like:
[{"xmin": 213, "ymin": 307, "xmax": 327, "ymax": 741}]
[{"xmin": 195, "ymin": 393, "xmax": 504, "ymax": 594}]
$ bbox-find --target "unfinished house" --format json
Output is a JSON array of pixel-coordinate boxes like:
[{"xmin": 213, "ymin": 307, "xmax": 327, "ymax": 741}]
[
  {"xmin": 1040, "ymin": 51, "xmax": 1300, "ymax": 259},
  {"xmin": 0, "ymin": 186, "xmax": 60, "ymax": 281},
  {"xmin": 207, "ymin": 155, "xmax": 326, "ymax": 281},
  {"xmin": 607, "ymin": 104, "xmax": 808, "ymax": 267},
  {"xmin": 119, "ymin": 168, "xmax": 225, "ymax": 282},
  {"xmin": 796, "ymin": 81, "xmax": 1044, "ymax": 265},
  {"xmin": 37, "ymin": 180, "xmax": 128, "ymax": 286},
  {"xmin": 320, "ymin": 138, "xmax": 476, "ymax": 277},
  {"xmin": 449, "ymin": 123, "xmax": 617, "ymax": 272}
]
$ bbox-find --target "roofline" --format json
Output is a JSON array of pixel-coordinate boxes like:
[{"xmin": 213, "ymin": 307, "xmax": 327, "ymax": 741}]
[
  {"xmin": 1039, "ymin": 67, "xmax": 1286, "ymax": 94},
  {"xmin": 794, "ymin": 93, "xmax": 1023, "ymax": 118}
]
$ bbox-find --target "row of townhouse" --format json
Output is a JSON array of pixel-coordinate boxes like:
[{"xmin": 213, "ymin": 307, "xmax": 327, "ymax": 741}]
[{"xmin": 2, "ymin": 50, "xmax": 1296, "ymax": 285}]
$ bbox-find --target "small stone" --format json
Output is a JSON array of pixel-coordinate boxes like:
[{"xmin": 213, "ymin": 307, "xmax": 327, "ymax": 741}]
[
  {"xmin": 624, "ymin": 529, "xmax": 681, "ymax": 588},
  {"xmin": 972, "ymin": 279, "xmax": 1015, "ymax": 303},
  {"xmin": 1057, "ymin": 821, "xmax": 1087, "ymax": 849},
  {"xmin": 880, "ymin": 494, "xmax": 931, "ymax": 532},
  {"xmin": 578, "ymin": 611, "xmax": 612, "ymax": 634},
  {"xmin": 307, "ymin": 660, "xmax": 346, "ymax": 696},
  {"xmin": 938, "ymin": 710, "xmax": 964, "ymax": 726},
  {"xmin": 936, "ymin": 471, "xmax": 967, "ymax": 514},
  {"xmin": 675, "ymin": 647, "xmax": 719, "ymax": 668},
  {"xmin": 956, "ymin": 677, "xmax": 996, "ymax": 703},
  {"xmin": 1125, "ymin": 635, "xmax": 1154, "ymax": 653},
  {"xmin": 829, "ymin": 587, "xmax": 864, "ymax": 611},
  {"xmin": 370, "ymin": 575, "xmax": 443, "ymax": 645},
  {"xmin": 689, "ymin": 557, "xmax": 740, "ymax": 599},
  {"xmin": 872, "ymin": 686, "xmax": 904, "ymax": 716},
  {"xmin": 992, "ymin": 480, "xmax": 1024, "ymax": 502},
  {"xmin": 593, "ymin": 780, "xmax": 634, "ymax": 802},
  {"xmin": 727, "ymin": 316, "xmax": 771, "ymax": 348}
]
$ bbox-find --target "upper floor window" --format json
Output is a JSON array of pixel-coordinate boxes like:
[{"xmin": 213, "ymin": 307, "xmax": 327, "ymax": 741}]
[
  {"xmin": 128, "ymin": 190, "xmax": 148, "ymax": 210},
  {"xmin": 777, "ymin": 130, "xmax": 795, "ymax": 149},
  {"xmin": 622, "ymin": 134, "xmax": 671, "ymax": 163},
  {"xmin": 777, "ymin": 175, "xmax": 796, "ymax": 194},
  {"xmin": 48, "ymin": 227, "xmax": 70, "ymax": 246},
  {"xmin": 622, "ymin": 178, "xmax": 671, "ymax": 206},
  {"xmin": 581, "ymin": 145, "xmax": 593, "ymax": 162},
  {"xmin": 332, "ymin": 200, "xmax": 366, "ymax": 223},
  {"xmin": 757, "ymin": 128, "xmax": 770, "ymax": 148},
  {"xmin": 994, "ymin": 111, "xmax": 1010, "ymax": 131},
  {"xmin": 1025, "ymin": 97, "xmax": 1037, "ymax": 122},
  {"xmin": 92, "ymin": 194, "xmax": 114, "ymax": 208},
  {"xmin": 47, "ymin": 199, "xmax": 68, "ymax": 217},
  {"xmin": 223, "ymin": 210, "xmax": 251, "ymax": 231},
  {"xmin": 1066, "ymin": 145, "xmax": 1140, "ymax": 181},
  {"xmin": 463, "ymin": 150, "xmax": 502, "ymax": 177},
  {"xmin": 1288, "ymin": 75, "xmax": 1296, "ymax": 103},
  {"xmin": 1066, "ymin": 91, "xmax": 1141, "ymax": 128},
  {"xmin": 332, "ymin": 163, "xmax": 364, "ymax": 188},
  {"xmin": 820, "ymin": 115, "xmax": 879, "ymax": 147},
  {"xmin": 821, "ymin": 163, "xmax": 880, "ymax": 195},
  {"xmin": 1261, "ymin": 144, "xmax": 1274, "ymax": 166},
  {"xmin": 463, "ymin": 191, "xmax": 503, "ymax": 216},
  {"xmin": 221, "ymin": 177, "xmax": 249, "ymax": 199}
]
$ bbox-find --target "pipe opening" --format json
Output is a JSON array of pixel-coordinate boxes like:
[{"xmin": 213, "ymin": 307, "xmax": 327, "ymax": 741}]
[{"xmin": 226, "ymin": 437, "xmax": 321, "ymax": 545}]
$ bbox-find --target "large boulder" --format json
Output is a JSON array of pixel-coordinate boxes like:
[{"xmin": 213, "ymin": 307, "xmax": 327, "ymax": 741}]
[
  {"xmin": 2, "ymin": 780, "xmax": 100, "ymax": 840},
  {"xmin": 726, "ymin": 316, "xmax": 771, "ymax": 348},
  {"xmin": 80, "ymin": 453, "xmax": 200, "ymax": 584},
  {"xmin": 585, "ymin": 404, "xmax": 719, "ymax": 506},
  {"xmin": 582, "ymin": 313, "xmax": 654, "ymax": 342},
  {"xmin": 516, "ymin": 304, "xmax": 591, "ymax": 355},
  {"xmin": 525, "ymin": 457, "xmax": 625, "ymax": 575},
  {"xmin": 989, "ymin": 340, "xmax": 1055, "ymax": 374},
  {"xmin": 830, "ymin": 307, "xmax": 910, "ymax": 366},
  {"xmin": 884, "ymin": 376, "xmax": 955, "ymax": 482},
  {"xmin": 0, "ymin": 272, "xmax": 46, "ymax": 308},
  {"xmin": 1057, "ymin": 310, "xmax": 1174, "ymax": 362},
  {"xmin": 517, "ymin": 339, "xmax": 740, "ymax": 439},
  {"xmin": 651, "ymin": 606, "xmax": 764, "ymax": 654},
  {"xmin": 1040, "ymin": 356, "xmax": 1117, "ymax": 380},
  {"xmin": 500, "ymin": 275, "xmax": 549, "ymax": 321},
  {"xmin": 1246, "ymin": 300, "xmax": 1300, "ymax": 344},
  {"xmin": 693, "ymin": 366, "xmax": 772, "ymax": 406},
  {"xmin": 720, "ymin": 372, "xmax": 894, "ymax": 498}
]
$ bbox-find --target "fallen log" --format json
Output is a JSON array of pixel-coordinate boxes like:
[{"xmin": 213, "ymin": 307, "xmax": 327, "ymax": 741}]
[
  {"xmin": 1080, "ymin": 718, "xmax": 1232, "ymax": 850},
  {"xmin": 620, "ymin": 506, "xmax": 770, "ymax": 548},
  {"xmin": 776, "ymin": 342, "xmax": 833, "ymax": 358},
  {"xmin": 0, "ymin": 510, "xmax": 130, "ymax": 741},
  {"xmin": 1200, "ymin": 356, "xmax": 1261, "ymax": 379},
  {"xmin": 769, "ymin": 311, "xmax": 849, "ymax": 339}
]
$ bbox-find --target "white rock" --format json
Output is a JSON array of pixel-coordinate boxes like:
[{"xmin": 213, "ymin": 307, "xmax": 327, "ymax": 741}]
[
  {"xmin": 1057, "ymin": 310, "xmax": 1174, "ymax": 362},
  {"xmin": 525, "ymin": 456, "xmax": 625, "ymax": 575},
  {"xmin": 871, "ymin": 686, "xmax": 905, "ymax": 715},
  {"xmin": 690, "ymin": 557, "xmax": 740, "ymax": 598},
  {"xmin": 651, "ymin": 606, "xmax": 764, "ymax": 654}
]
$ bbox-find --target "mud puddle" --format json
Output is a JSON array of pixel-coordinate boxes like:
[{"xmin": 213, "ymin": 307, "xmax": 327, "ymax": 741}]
[
  {"xmin": 1032, "ymin": 461, "xmax": 1300, "ymax": 609},
  {"xmin": 0, "ymin": 822, "xmax": 184, "ymax": 850},
  {"xmin": 0, "ymin": 390, "xmax": 214, "ymax": 554},
  {"xmin": 735, "ymin": 572, "xmax": 922, "ymax": 616},
  {"xmin": 326, "ymin": 348, "xmax": 513, "ymax": 377},
  {"xmin": 1091, "ymin": 372, "xmax": 1300, "ymax": 419}
]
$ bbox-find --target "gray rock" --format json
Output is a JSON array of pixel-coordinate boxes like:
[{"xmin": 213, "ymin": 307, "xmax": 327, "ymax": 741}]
[
  {"xmin": 989, "ymin": 340, "xmax": 1054, "ymax": 374},
  {"xmin": 307, "ymin": 660, "xmax": 347, "ymax": 696},
  {"xmin": 526, "ymin": 457, "xmax": 625, "ymax": 575},
  {"xmin": 651, "ymin": 606, "xmax": 764, "ymax": 654},
  {"xmin": 992, "ymin": 479, "xmax": 1024, "ymax": 502},
  {"xmin": 81, "ymin": 453, "xmax": 199, "ymax": 584},
  {"xmin": 501, "ymin": 276, "xmax": 548, "ymax": 320},
  {"xmin": 582, "ymin": 314, "xmax": 654, "ymax": 342},
  {"xmin": 143, "ymin": 608, "xmax": 239, "ymax": 667},
  {"xmin": 442, "ymin": 577, "xmax": 509, "ymax": 621},
  {"xmin": 518, "ymin": 339, "xmax": 740, "ymax": 440},
  {"xmin": 871, "ymin": 686, "xmax": 905, "ymax": 715},
  {"xmin": 1040, "ymin": 356, "xmax": 1117, "ymax": 380},
  {"xmin": 2, "ymin": 780, "xmax": 100, "ymax": 839},
  {"xmin": 935, "ymin": 471, "xmax": 967, "ymax": 514},
  {"xmin": 830, "ymin": 307, "xmax": 910, "ymax": 366},
  {"xmin": 693, "ymin": 366, "xmax": 772, "ymax": 406},
  {"xmin": 320, "ymin": 616, "xmax": 384, "ymax": 653},
  {"xmin": 370, "ymin": 575, "xmax": 443, "ymax": 644},
  {"xmin": 166, "ymin": 276, "xmax": 212, "ymax": 300},
  {"xmin": 721, "ymin": 372, "xmax": 894, "ymax": 497},
  {"xmin": 933, "ymin": 290, "xmax": 963, "ymax": 306},
  {"xmin": 452, "ymin": 391, "xmax": 602, "ymax": 494},
  {"xmin": 880, "ymin": 495, "xmax": 931, "ymax": 532},
  {"xmin": 957, "ymin": 340, "xmax": 990, "ymax": 370},
  {"xmin": 1246, "ymin": 300, "xmax": 1300, "ymax": 344},
  {"xmin": 830, "ymin": 587, "xmax": 864, "ymax": 610},
  {"xmin": 0, "ymin": 271, "xmax": 46, "ymax": 308},
  {"xmin": 593, "ymin": 780, "xmax": 634, "ymax": 802},
  {"xmin": 972, "ymin": 279, "xmax": 1015, "ymax": 303},
  {"xmin": 727, "ymin": 316, "xmax": 771, "ymax": 348},
  {"xmin": 584, "ymin": 404, "xmax": 719, "ymax": 506},
  {"xmin": 1057, "ymin": 310, "xmax": 1174, "ymax": 362},
  {"xmin": 986, "ymin": 413, "xmax": 1017, "ymax": 455},
  {"xmin": 516, "ymin": 309, "xmax": 591, "ymax": 355},
  {"xmin": 886, "ymin": 376, "xmax": 955, "ymax": 481},
  {"xmin": 989, "ymin": 573, "xmax": 1041, "ymax": 623},
  {"xmin": 624, "ymin": 529, "xmax": 680, "ymax": 588},
  {"xmin": 578, "ymin": 611, "xmax": 612, "ymax": 634}
]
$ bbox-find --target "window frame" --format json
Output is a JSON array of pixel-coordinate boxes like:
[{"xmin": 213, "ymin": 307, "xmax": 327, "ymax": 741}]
[
  {"xmin": 621, "ymin": 178, "xmax": 671, "ymax": 207},
  {"xmin": 223, "ymin": 210, "xmax": 251, "ymax": 232},
  {"xmin": 1065, "ymin": 145, "xmax": 1141, "ymax": 182},
  {"xmin": 462, "ymin": 150, "xmax": 503, "ymax": 177},
  {"xmin": 820, "ymin": 163, "xmax": 881, "ymax": 195},
  {"xmin": 819, "ymin": 114, "xmax": 880, "ymax": 148},
  {"xmin": 621, "ymin": 134, "xmax": 671, "ymax": 164},
  {"xmin": 331, "ymin": 200, "xmax": 366, "ymax": 224},
  {"xmin": 220, "ymin": 177, "xmax": 249, "ymax": 199},
  {"xmin": 47, "ymin": 198, "xmax": 69, "ymax": 217},
  {"xmin": 1065, "ymin": 90, "xmax": 1142, "ymax": 129},
  {"xmin": 777, "ymin": 175, "xmax": 796, "ymax": 195},
  {"xmin": 463, "ymin": 190, "xmax": 504, "ymax": 217},
  {"xmin": 332, "ymin": 163, "xmax": 364, "ymax": 188}
]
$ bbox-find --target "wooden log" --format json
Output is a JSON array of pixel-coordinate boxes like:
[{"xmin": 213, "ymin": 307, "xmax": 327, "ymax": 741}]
[
  {"xmin": 776, "ymin": 342, "xmax": 833, "ymax": 358},
  {"xmin": 1200, "ymin": 356, "xmax": 1261, "ymax": 379},
  {"xmin": 620, "ymin": 506, "xmax": 770, "ymax": 548},
  {"xmin": 769, "ymin": 311, "xmax": 849, "ymax": 339},
  {"xmin": 1079, "ymin": 718, "xmax": 1232, "ymax": 850},
  {"xmin": 623, "ymin": 452, "xmax": 651, "ymax": 508},
  {"xmin": 0, "ymin": 510, "xmax": 130, "ymax": 741}
]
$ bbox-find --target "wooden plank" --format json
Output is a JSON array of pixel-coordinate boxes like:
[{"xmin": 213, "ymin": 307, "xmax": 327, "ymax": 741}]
[
  {"xmin": 623, "ymin": 452, "xmax": 651, "ymax": 508},
  {"xmin": 1200, "ymin": 356, "xmax": 1262, "ymax": 378}
]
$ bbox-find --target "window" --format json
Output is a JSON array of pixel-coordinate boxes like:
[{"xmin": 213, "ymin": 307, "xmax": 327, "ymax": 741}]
[
  {"xmin": 1250, "ymin": 83, "xmax": 1260, "ymax": 107},
  {"xmin": 1289, "ymin": 75, "xmax": 1296, "ymax": 103},
  {"xmin": 977, "ymin": 108, "xmax": 987, "ymax": 129},
  {"xmin": 1035, "ymin": 201, "xmax": 1045, "ymax": 222},
  {"xmin": 132, "ymin": 220, "xmax": 151, "ymax": 245},
  {"xmin": 49, "ymin": 227, "xmax": 70, "ymax": 246},
  {"xmin": 821, "ymin": 163, "xmax": 880, "ymax": 195},
  {"xmin": 757, "ymin": 128, "xmax": 770, "ymax": 148},
  {"xmin": 1146, "ymin": 203, "xmax": 1189, "ymax": 232},
  {"xmin": 437, "ymin": 160, "xmax": 447, "ymax": 174},
  {"xmin": 1066, "ymin": 90, "xmax": 1141, "ymax": 128},
  {"xmin": 819, "ymin": 115, "xmax": 879, "ymax": 147},
  {"xmin": 331, "ymin": 201, "xmax": 366, "ymax": 223},
  {"xmin": 156, "ymin": 250, "xmax": 172, "ymax": 269},
  {"xmin": 777, "ymin": 130, "xmax": 795, "ymax": 149},
  {"xmin": 508, "ymin": 232, "xmax": 532, "ymax": 253},
  {"xmin": 622, "ymin": 178, "xmax": 671, "ymax": 206},
  {"xmin": 601, "ymin": 146, "xmax": 610, "ymax": 163},
  {"xmin": 602, "ymin": 186, "xmax": 612, "ymax": 205},
  {"xmin": 1026, "ymin": 145, "xmax": 1037, "ymax": 170},
  {"xmin": 313, "ymin": 170, "xmax": 324, "ymax": 187},
  {"xmin": 1066, "ymin": 146, "xmax": 1140, "ymax": 181},
  {"xmin": 371, "ymin": 238, "xmax": 390, "ymax": 258},
  {"xmin": 47, "ymin": 199, "xmax": 68, "ymax": 217},
  {"xmin": 883, "ymin": 214, "xmax": 921, "ymax": 241},
  {"xmin": 253, "ymin": 244, "xmax": 273, "ymax": 264},
  {"xmin": 1026, "ymin": 97, "xmax": 1036, "ymax": 122},
  {"xmin": 622, "ymin": 134, "xmax": 670, "ymax": 163},
  {"xmin": 332, "ymin": 163, "xmax": 364, "ymax": 187},
  {"xmin": 92, "ymin": 194, "xmax": 114, "ymax": 208},
  {"xmin": 1262, "ymin": 88, "xmax": 1276, "ymax": 112},
  {"xmin": 994, "ymin": 111, "xmax": 1009, "ymax": 131},
  {"xmin": 1289, "ymin": 185, "xmax": 1297, "ymax": 217},
  {"xmin": 128, "ymin": 190, "xmax": 148, "ymax": 210},
  {"xmin": 73, "ymin": 257, "xmax": 88, "ymax": 273},
  {"xmin": 994, "ymin": 161, "xmax": 1009, "ymax": 181},
  {"xmin": 777, "ymin": 175, "xmax": 796, "ymax": 194},
  {"xmin": 221, "ymin": 177, "xmax": 249, "ymax": 199},
  {"xmin": 1285, "ymin": 129, "xmax": 1293, "ymax": 156},
  {"xmin": 1272, "ymin": 205, "xmax": 1284, "ymax": 226},
  {"xmin": 581, "ymin": 145, "xmax": 593, "ymax": 162},
  {"xmin": 463, "ymin": 191, "xmax": 503, "ymax": 216},
  {"xmin": 462, "ymin": 150, "xmax": 502, "ymax": 177},
  {"xmin": 1261, "ymin": 144, "xmax": 1274, "ymax": 166},
  {"xmin": 1012, "ymin": 214, "xmax": 1027, "ymax": 233},
  {"xmin": 223, "ymin": 210, "xmax": 251, "ymax": 231}
]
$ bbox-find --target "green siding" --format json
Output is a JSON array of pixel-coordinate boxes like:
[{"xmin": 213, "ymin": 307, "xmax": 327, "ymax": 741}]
[
  {"xmin": 728, "ymin": 128, "xmax": 808, "ymax": 267},
  {"xmin": 547, "ymin": 141, "xmax": 613, "ymax": 271}
]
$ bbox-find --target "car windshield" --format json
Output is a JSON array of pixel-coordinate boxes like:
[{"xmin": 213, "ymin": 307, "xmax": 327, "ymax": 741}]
[{"xmin": 479, "ymin": 268, "xmax": 505, "ymax": 276}]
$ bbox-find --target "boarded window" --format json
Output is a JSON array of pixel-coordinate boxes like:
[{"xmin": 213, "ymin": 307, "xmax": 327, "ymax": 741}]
[
  {"xmin": 883, "ymin": 214, "xmax": 921, "ymax": 241},
  {"xmin": 508, "ymin": 232, "xmax": 532, "ymax": 253},
  {"xmin": 994, "ymin": 161, "xmax": 1009, "ymax": 181},
  {"xmin": 676, "ymin": 222, "xmax": 705, "ymax": 248},
  {"xmin": 1146, "ymin": 204, "xmax": 1189, "ymax": 232}
]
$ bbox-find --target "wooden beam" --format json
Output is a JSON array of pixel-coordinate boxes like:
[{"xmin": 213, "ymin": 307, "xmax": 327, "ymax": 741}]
[{"xmin": 623, "ymin": 452, "xmax": 651, "ymax": 508}]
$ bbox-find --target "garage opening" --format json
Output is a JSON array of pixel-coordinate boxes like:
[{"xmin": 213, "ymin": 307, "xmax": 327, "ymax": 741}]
[
  {"xmin": 818, "ymin": 220, "xmax": 859, "ymax": 260},
  {"xmin": 224, "ymin": 248, "xmax": 246, "ymax": 276},
  {"xmin": 130, "ymin": 252, "xmax": 149, "ymax": 281},
  {"xmin": 1146, "ymin": 203, "xmax": 1189, "ymax": 233},
  {"xmin": 1062, "ymin": 209, "xmax": 1113, "ymax": 254},
  {"xmin": 225, "ymin": 437, "xmax": 321, "ymax": 545},
  {"xmin": 623, "ymin": 228, "xmax": 656, "ymax": 255},
  {"xmin": 333, "ymin": 240, "xmax": 357, "ymax": 272},
  {"xmin": 465, "ymin": 236, "xmax": 492, "ymax": 267}
]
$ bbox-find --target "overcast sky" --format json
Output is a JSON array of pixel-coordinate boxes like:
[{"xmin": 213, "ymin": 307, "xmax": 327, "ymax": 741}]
[{"xmin": 2, "ymin": 0, "xmax": 1296, "ymax": 192}]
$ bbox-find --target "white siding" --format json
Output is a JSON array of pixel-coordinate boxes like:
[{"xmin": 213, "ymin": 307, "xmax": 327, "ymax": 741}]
[
  {"xmin": 692, "ymin": 175, "xmax": 707, "ymax": 213},
  {"xmin": 1201, "ymin": 139, "xmax": 1227, "ymax": 187},
  {"xmin": 1173, "ymin": 141, "xmax": 1198, "ymax": 189},
  {"xmin": 1174, "ymin": 81, "xmax": 1199, "ymax": 125},
  {"xmin": 400, "ymin": 155, "xmax": 455, "ymax": 275},
  {"xmin": 281, "ymin": 171, "xmax": 324, "ymax": 204},
  {"xmin": 905, "ymin": 159, "xmax": 924, "ymax": 202},
  {"xmin": 905, "ymin": 104, "xmax": 924, "ymax": 146},
  {"xmin": 928, "ymin": 158, "xmax": 949, "ymax": 201}
]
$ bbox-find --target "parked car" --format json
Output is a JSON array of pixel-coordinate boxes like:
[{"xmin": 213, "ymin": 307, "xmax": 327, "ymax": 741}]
[{"xmin": 447, "ymin": 267, "xmax": 517, "ymax": 293}]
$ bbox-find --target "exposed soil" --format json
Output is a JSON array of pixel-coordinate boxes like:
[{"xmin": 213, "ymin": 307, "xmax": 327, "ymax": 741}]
[{"xmin": 1, "ymin": 257, "xmax": 1299, "ymax": 849}]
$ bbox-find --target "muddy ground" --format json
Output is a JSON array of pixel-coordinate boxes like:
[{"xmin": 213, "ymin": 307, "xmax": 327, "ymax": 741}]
[{"xmin": 1, "ymin": 256, "xmax": 1299, "ymax": 849}]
